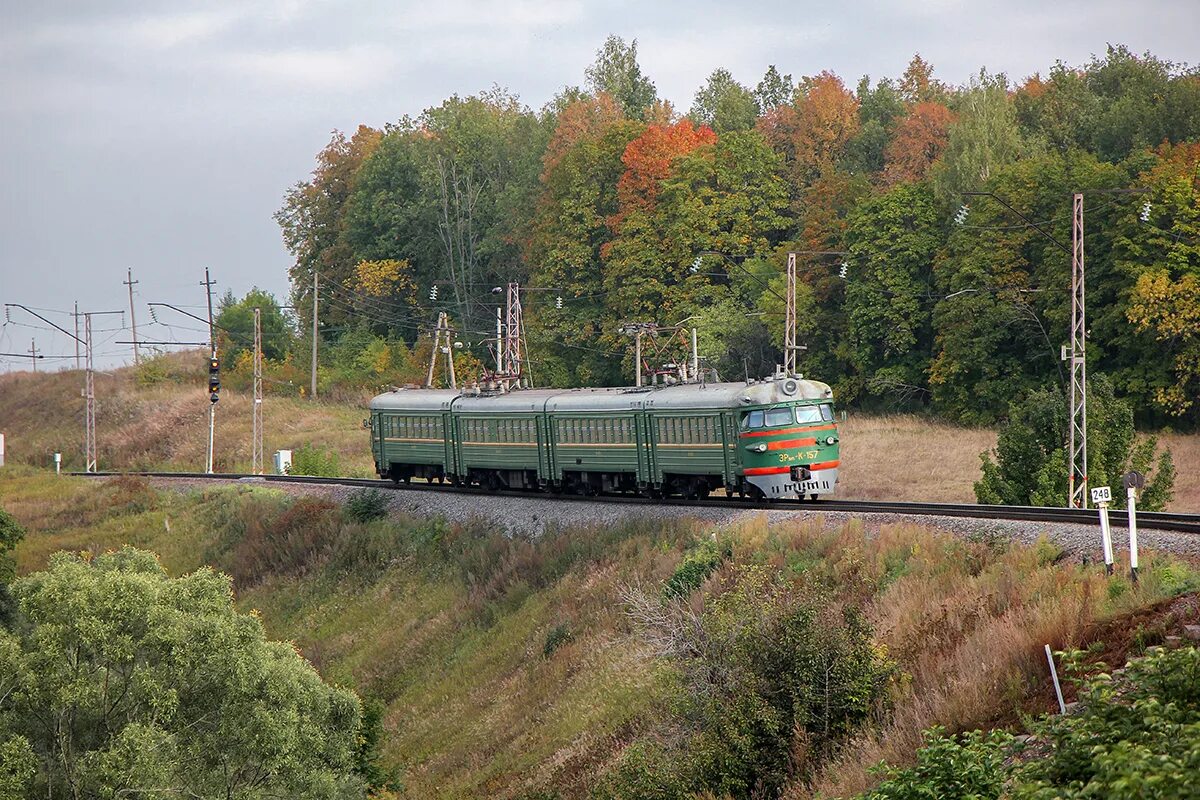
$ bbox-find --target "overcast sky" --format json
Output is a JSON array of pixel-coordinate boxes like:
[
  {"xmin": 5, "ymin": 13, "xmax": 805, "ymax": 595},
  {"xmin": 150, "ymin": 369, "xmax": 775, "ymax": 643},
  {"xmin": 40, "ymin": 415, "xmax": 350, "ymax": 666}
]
[{"xmin": 1, "ymin": 0, "xmax": 1196, "ymax": 370}]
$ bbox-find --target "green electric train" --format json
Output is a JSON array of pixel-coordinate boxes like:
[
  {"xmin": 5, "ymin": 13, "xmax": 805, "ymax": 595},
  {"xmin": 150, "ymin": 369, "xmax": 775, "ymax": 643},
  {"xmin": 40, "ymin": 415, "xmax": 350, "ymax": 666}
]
[{"xmin": 367, "ymin": 375, "xmax": 840, "ymax": 500}]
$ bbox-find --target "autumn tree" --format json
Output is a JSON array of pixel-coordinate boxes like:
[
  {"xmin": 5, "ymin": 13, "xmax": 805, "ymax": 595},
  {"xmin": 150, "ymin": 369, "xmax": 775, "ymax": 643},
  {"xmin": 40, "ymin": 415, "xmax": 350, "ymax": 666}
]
[
  {"xmin": 609, "ymin": 119, "xmax": 717, "ymax": 227},
  {"xmin": 790, "ymin": 72, "xmax": 861, "ymax": 181},
  {"xmin": 883, "ymin": 101, "xmax": 955, "ymax": 184},
  {"xmin": 276, "ymin": 125, "xmax": 382, "ymax": 330},
  {"xmin": 1118, "ymin": 143, "xmax": 1200, "ymax": 421},
  {"xmin": 584, "ymin": 35, "xmax": 658, "ymax": 120},
  {"xmin": 898, "ymin": 53, "xmax": 945, "ymax": 104},
  {"xmin": 541, "ymin": 92, "xmax": 624, "ymax": 174},
  {"xmin": 691, "ymin": 68, "xmax": 759, "ymax": 133}
]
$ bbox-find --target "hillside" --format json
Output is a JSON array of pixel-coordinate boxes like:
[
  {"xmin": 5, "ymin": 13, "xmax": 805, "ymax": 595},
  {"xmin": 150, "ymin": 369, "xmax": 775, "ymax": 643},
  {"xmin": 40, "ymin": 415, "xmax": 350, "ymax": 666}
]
[
  {"xmin": 1, "ymin": 362, "xmax": 1197, "ymax": 509},
  {"xmin": 4, "ymin": 469, "xmax": 1200, "ymax": 798}
]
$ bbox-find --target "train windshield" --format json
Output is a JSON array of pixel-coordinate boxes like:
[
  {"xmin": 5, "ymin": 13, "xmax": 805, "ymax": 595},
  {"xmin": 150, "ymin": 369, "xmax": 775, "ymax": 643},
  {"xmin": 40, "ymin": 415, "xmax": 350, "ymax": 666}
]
[
  {"xmin": 764, "ymin": 407, "xmax": 793, "ymax": 427},
  {"xmin": 795, "ymin": 404, "xmax": 836, "ymax": 424}
]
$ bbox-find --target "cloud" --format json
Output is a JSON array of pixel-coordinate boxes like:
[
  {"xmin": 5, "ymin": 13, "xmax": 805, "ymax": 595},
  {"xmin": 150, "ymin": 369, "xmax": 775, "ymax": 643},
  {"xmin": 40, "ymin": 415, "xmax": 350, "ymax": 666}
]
[{"xmin": 217, "ymin": 44, "xmax": 402, "ymax": 91}]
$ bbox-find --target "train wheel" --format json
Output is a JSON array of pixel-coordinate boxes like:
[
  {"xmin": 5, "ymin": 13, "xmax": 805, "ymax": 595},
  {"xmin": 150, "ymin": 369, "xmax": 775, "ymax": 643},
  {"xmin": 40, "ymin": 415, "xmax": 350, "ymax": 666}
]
[{"xmin": 809, "ymin": 493, "xmax": 819, "ymax": 502}]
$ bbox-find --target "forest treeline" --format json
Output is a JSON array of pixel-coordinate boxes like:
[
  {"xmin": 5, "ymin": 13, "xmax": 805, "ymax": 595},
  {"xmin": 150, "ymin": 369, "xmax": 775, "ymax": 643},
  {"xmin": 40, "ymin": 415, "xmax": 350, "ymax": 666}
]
[{"xmin": 274, "ymin": 38, "xmax": 1200, "ymax": 427}]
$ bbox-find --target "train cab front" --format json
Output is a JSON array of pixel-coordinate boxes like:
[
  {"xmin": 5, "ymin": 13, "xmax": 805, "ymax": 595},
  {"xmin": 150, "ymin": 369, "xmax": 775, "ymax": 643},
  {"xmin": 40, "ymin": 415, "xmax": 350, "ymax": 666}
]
[{"xmin": 737, "ymin": 394, "xmax": 840, "ymax": 500}]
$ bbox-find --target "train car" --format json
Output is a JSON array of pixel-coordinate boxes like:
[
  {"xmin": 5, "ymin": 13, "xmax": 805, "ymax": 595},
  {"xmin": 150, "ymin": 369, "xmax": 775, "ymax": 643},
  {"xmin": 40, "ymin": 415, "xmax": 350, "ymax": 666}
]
[{"xmin": 367, "ymin": 375, "xmax": 839, "ymax": 499}]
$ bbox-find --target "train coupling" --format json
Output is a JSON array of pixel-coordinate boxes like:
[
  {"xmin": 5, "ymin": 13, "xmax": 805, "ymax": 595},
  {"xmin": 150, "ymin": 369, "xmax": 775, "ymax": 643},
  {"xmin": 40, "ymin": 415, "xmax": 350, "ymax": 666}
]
[{"xmin": 790, "ymin": 466, "xmax": 811, "ymax": 482}]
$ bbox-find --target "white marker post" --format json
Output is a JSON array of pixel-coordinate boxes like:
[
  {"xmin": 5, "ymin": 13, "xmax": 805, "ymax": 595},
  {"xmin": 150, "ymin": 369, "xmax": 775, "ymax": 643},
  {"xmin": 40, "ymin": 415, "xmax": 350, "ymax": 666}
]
[
  {"xmin": 54, "ymin": 452, "xmax": 61, "ymax": 476},
  {"xmin": 1091, "ymin": 485, "xmax": 1114, "ymax": 576},
  {"xmin": 1123, "ymin": 471, "xmax": 1146, "ymax": 584}
]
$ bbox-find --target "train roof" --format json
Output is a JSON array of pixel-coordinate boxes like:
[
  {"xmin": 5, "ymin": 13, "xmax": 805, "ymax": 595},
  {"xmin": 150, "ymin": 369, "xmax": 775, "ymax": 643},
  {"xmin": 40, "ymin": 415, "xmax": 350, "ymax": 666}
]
[{"xmin": 370, "ymin": 377, "xmax": 832, "ymax": 414}]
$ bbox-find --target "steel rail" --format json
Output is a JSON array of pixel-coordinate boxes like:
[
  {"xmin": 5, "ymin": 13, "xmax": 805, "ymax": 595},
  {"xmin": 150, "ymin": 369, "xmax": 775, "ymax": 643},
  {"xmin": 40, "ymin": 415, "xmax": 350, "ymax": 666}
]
[{"xmin": 75, "ymin": 471, "xmax": 1200, "ymax": 536}]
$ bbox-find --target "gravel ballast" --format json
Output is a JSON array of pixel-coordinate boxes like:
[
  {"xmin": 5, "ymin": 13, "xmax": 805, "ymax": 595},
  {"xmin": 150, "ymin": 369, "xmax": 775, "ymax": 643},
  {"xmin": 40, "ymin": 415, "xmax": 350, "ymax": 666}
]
[{"xmin": 129, "ymin": 476, "xmax": 1200, "ymax": 560}]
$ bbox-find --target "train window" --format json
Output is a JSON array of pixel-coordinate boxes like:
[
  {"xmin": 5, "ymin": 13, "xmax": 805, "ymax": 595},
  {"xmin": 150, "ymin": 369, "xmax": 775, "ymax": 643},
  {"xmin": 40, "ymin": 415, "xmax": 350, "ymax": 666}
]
[
  {"xmin": 795, "ymin": 405, "xmax": 823, "ymax": 424},
  {"xmin": 821, "ymin": 404, "xmax": 834, "ymax": 422},
  {"xmin": 765, "ymin": 407, "xmax": 792, "ymax": 427},
  {"xmin": 740, "ymin": 410, "xmax": 764, "ymax": 430}
]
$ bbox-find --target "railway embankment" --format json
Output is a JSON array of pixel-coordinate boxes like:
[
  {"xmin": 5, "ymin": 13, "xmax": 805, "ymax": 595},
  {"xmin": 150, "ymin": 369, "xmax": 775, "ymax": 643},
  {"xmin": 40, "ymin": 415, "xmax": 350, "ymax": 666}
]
[{"xmin": 5, "ymin": 467, "xmax": 1200, "ymax": 798}]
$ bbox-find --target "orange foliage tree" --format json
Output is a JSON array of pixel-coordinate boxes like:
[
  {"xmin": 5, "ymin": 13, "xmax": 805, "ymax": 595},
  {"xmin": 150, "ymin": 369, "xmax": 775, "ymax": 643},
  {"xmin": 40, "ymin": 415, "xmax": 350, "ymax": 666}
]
[
  {"xmin": 541, "ymin": 92, "xmax": 624, "ymax": 176},
  {"xmin": 883, "ymin": 101, "xmax": 956, "ymax": 185},
  {"xmin": 609, "ymin": 119, "xmax": 717, "ymax": 230},
  {"xmin": 757, "ymin": 72, "xmax": 859, "ymax": 183}
]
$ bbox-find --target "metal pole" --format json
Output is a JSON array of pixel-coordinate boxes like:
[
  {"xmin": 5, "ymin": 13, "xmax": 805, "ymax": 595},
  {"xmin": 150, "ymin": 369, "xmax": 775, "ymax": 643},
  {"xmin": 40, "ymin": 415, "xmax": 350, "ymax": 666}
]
[
  {"xmin": 1098, "ymin": 502, "xmax": 1114, "ymax": 575},
  {"xmin": 84, "ymin": 314, "xmax": 96, "ymax": 473},
  {"xmin": 785, "ymin": 253, "xmax": 797, "ymax": 376},
  {"xmin": 28, "ymin": 339, "xmax": 37, "ymax": 372},
  {"xmin": 73, "ymin": 300, "xmax": 80, "ymax": 369},
  {"xmin": 310, "ymin": 271, "xmax": 319, "ymax": 400},
  {"xmin": 1045, "ymin": 645, "xmax": 1066, "ymax": 714},
  {"xmin": 202, "ymin": 268, "xmax": 216, "ymax": 474},
  {"xmin": 635, "ymin": 328, "xmax": 642, "ymax": 387},
  {"xmin": 252, "ymin": 307, "xmax": 263, "ymax": 475},
  {"xmin": 691, "ymin": 327, "xmax": 698, "ymax": 383},
  {"xmin": 495, "ymin": 307, "xmax": 504, "ymax": 374},
  {"xmin": 1127, "ymin": 487, "xmax": 1140, "ymax": 583},
  {"xmin": 1068, "ymin": 193, "xmax": 1088, "ymax": 509},
  {"xmin": 124, "ymin": 268, "xmax": 140, "ymax": 366},
  {"xmin": 425, "ymin": 313, "xmax": 441, "ymax": 388}
]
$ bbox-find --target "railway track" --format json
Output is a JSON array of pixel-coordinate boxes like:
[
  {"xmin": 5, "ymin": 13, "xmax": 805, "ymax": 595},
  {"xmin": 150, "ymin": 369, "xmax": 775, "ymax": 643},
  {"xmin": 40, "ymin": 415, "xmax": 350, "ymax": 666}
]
[{"xmin": 78, "ymin": 471, "xmax": 1200, "ymax": 535}]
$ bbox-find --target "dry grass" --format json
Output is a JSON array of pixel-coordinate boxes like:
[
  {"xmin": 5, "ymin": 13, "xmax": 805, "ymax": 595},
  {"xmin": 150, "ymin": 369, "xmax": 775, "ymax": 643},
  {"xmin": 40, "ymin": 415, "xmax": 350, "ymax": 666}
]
[
  {"xmin": 837, "ymin": 414, "xmax": 997, "ymax": 504},
  {"xmin": 1161, "ymin": 431, "xmax": 1200, "ymax": 512},
  {"xmin": 0, "ymin": 356, "xmax": 374, "ymax": 475}
]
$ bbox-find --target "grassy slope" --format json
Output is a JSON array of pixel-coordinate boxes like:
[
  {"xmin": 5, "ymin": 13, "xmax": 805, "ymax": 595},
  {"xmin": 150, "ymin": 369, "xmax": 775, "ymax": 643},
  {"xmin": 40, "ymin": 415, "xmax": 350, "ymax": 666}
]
[{"xmin": 5, "ymin": 468, "xmax": 1199, "ymax": 798}]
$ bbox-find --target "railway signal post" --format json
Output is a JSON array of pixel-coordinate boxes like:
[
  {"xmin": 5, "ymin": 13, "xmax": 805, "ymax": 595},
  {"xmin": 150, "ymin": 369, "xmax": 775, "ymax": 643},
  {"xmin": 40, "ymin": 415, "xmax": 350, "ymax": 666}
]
[
  {"xmin": 1124, "ymin": 471, "xmax": 1145, "ymax": 583},
  {"xmin": 252, "ymin": 307, "xmax": 263, "ymax": 475},
  {"xmin": 202, "ymin": 268, "xmax": 218, "ymax": 474}
]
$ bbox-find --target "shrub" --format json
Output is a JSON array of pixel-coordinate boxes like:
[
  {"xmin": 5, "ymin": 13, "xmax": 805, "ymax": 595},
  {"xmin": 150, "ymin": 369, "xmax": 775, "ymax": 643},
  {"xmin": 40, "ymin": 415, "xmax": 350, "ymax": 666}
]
[
  {"xmin": 662, "ymin": 537, "xmax": 728, "ymax": 600},
  {"xmin": 290, "ymin": 443, "xmax": 342, "ymax": 477},
  {"xmin": 0, "ymin": 506, "xmax": 24, "ymax": 627},
  {"xmin": 975, "ymin": 374, "xmax": 1174, "ymax": 509},
  {"xmin": 344, "ymin": 489, "xmax": 390, "ymax": 523},
  {"xmin": 861, "ymin": 727, "xmax": 1012, "ymax": 799},
  {"xmin": 228, "ymin": 496, "xmax": 340, "ymax": 585},
  {"xmin": 0, "ymin": 547, "xmax": 365, "ymax": 797},
  {"xmin": 543, "ymin": 622, "xmax": 573, "ymax": 658},
  {"xmin": 1012, "ymin": 645, "xmax": 1200, "ymax": 798}
]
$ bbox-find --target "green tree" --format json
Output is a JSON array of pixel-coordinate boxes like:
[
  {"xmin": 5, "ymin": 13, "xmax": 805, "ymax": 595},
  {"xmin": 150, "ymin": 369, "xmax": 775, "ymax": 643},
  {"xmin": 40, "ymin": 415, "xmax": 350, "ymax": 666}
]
[
  {"xmin": 0, "ymin": 548, "xmax": 365, "ymax": 798},
  {"xmin": 845, "ymin": 76, "xmax": 905, "ymax": 176},
  {"xmin": 214, "ymin": 288, "xmax": 294, "ymax": 364},
  {"xmin": 933, "ymin": 70, "xmax": 1023, "ymax": 203},
  {"xmin": 843, "ymin": 182, "xmax": 940, "ymax": 406},
  {"xmin": 585, "ymin": 35, "xmax": 658, "ymax": 120},
  {"xmin": 691, "ymin": 68, "xmax": 760, "ymax": 133},
  {"xmin": 0, "ymin": 507, "xmax": 23, "ymax": 629},
  {"xmin": 754, "ymin": 65, "xmax": 793, "ymax": 112},
  {"xmin": 975, "ymin": 375, "xmax": 1174, "ymax": 510}
]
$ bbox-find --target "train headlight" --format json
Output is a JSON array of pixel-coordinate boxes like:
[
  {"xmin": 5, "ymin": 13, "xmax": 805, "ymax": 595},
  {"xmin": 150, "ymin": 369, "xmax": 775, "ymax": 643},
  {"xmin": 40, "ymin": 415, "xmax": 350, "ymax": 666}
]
[
  {"xmin": 825, "ymin": 436, "xmax": 837, "ymax": 445},
  {"xmin": 747, "ymin": 443, "xmax": 767, "ymax": 453}
]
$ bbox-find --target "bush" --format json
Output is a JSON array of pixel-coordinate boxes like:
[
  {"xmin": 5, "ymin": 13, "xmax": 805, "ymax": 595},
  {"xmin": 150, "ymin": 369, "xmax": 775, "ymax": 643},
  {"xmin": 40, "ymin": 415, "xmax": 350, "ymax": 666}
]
[
  {"xmin": 975, "ymin": 375, "xmax": 1174, "ymax": 510},
  {"xmin": 862, "ymin": 727, "xmax": 1012, "ymax": 799},
  {"xmin": 291, "ymin": 443, "xmax": 343, "ymax": 477},
  {"xmin": 662, "ymin": 537, "xmax": 728, "ymax": 600},
  {"xmin": 344, "ymin": 489, "xmax": 390, "ymax": 523},
  {"xmin": 1012, "ymin": 645, "xmax": 1200, "ymax": 798},
  {"xmin": 543, "ymin": 622, "xmax": 573, "ymax": 658},
  {"xmin": 0, "ymin": 547, "xmax": 365, "ymax": 797}
]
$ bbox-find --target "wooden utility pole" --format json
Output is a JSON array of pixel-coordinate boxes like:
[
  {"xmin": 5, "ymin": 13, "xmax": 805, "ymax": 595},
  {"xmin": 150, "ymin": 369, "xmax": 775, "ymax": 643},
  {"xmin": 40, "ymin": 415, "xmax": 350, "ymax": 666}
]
[
  {"xmin": 252, "ymin": 307, "xmax": 264, "ymax": 475},
  {"xmin": 310, "ymin": 271, "xmax": 319, "ymax": 400},
  {"xmin": 124, "ymin": 268, "xmax": 140, "ymax": 366},
  {"xmin": 425, "ymin": 312, "xmax": 457, "ymax": 389}
]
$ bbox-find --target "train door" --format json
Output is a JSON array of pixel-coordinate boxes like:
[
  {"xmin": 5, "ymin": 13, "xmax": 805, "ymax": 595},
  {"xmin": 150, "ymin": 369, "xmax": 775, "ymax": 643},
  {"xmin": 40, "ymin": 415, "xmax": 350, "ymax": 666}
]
[
  {"xmin": 536, "ymin": 414, "xmax": 551, "ymax": 482},
  {"xmin": 442, "ymin": 411, "xmax": 458, "ymax": 479},
  {"xmin": 719, "ymin": 411, "xmax": 735, "ymax": 483}
]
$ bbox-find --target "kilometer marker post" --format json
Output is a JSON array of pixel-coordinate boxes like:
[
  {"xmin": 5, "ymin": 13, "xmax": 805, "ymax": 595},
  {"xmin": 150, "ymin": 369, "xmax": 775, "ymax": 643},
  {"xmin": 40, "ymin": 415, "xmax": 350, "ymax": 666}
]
[
  {"xmin": 1123, "ymin": 471, "xmax": 1146, "ymax": 584},
  {"xmin": 1091, "ymin": 485, "xmax": 1114, "ymax": 575}
]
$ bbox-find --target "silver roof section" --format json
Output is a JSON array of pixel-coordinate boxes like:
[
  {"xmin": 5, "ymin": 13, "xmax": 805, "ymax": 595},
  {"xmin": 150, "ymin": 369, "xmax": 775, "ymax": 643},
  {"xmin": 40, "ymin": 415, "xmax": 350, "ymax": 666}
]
[
  {"xmin": 454, "ymin": 389, "xmax": 561, "ymax": 414},
  {"xmin": 369, "ymin": 377, "xmax": 833, "ymax": 415},
  {"xmin": 369, "ymin": 388, "xmax": 461, "ymax": 412}
]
